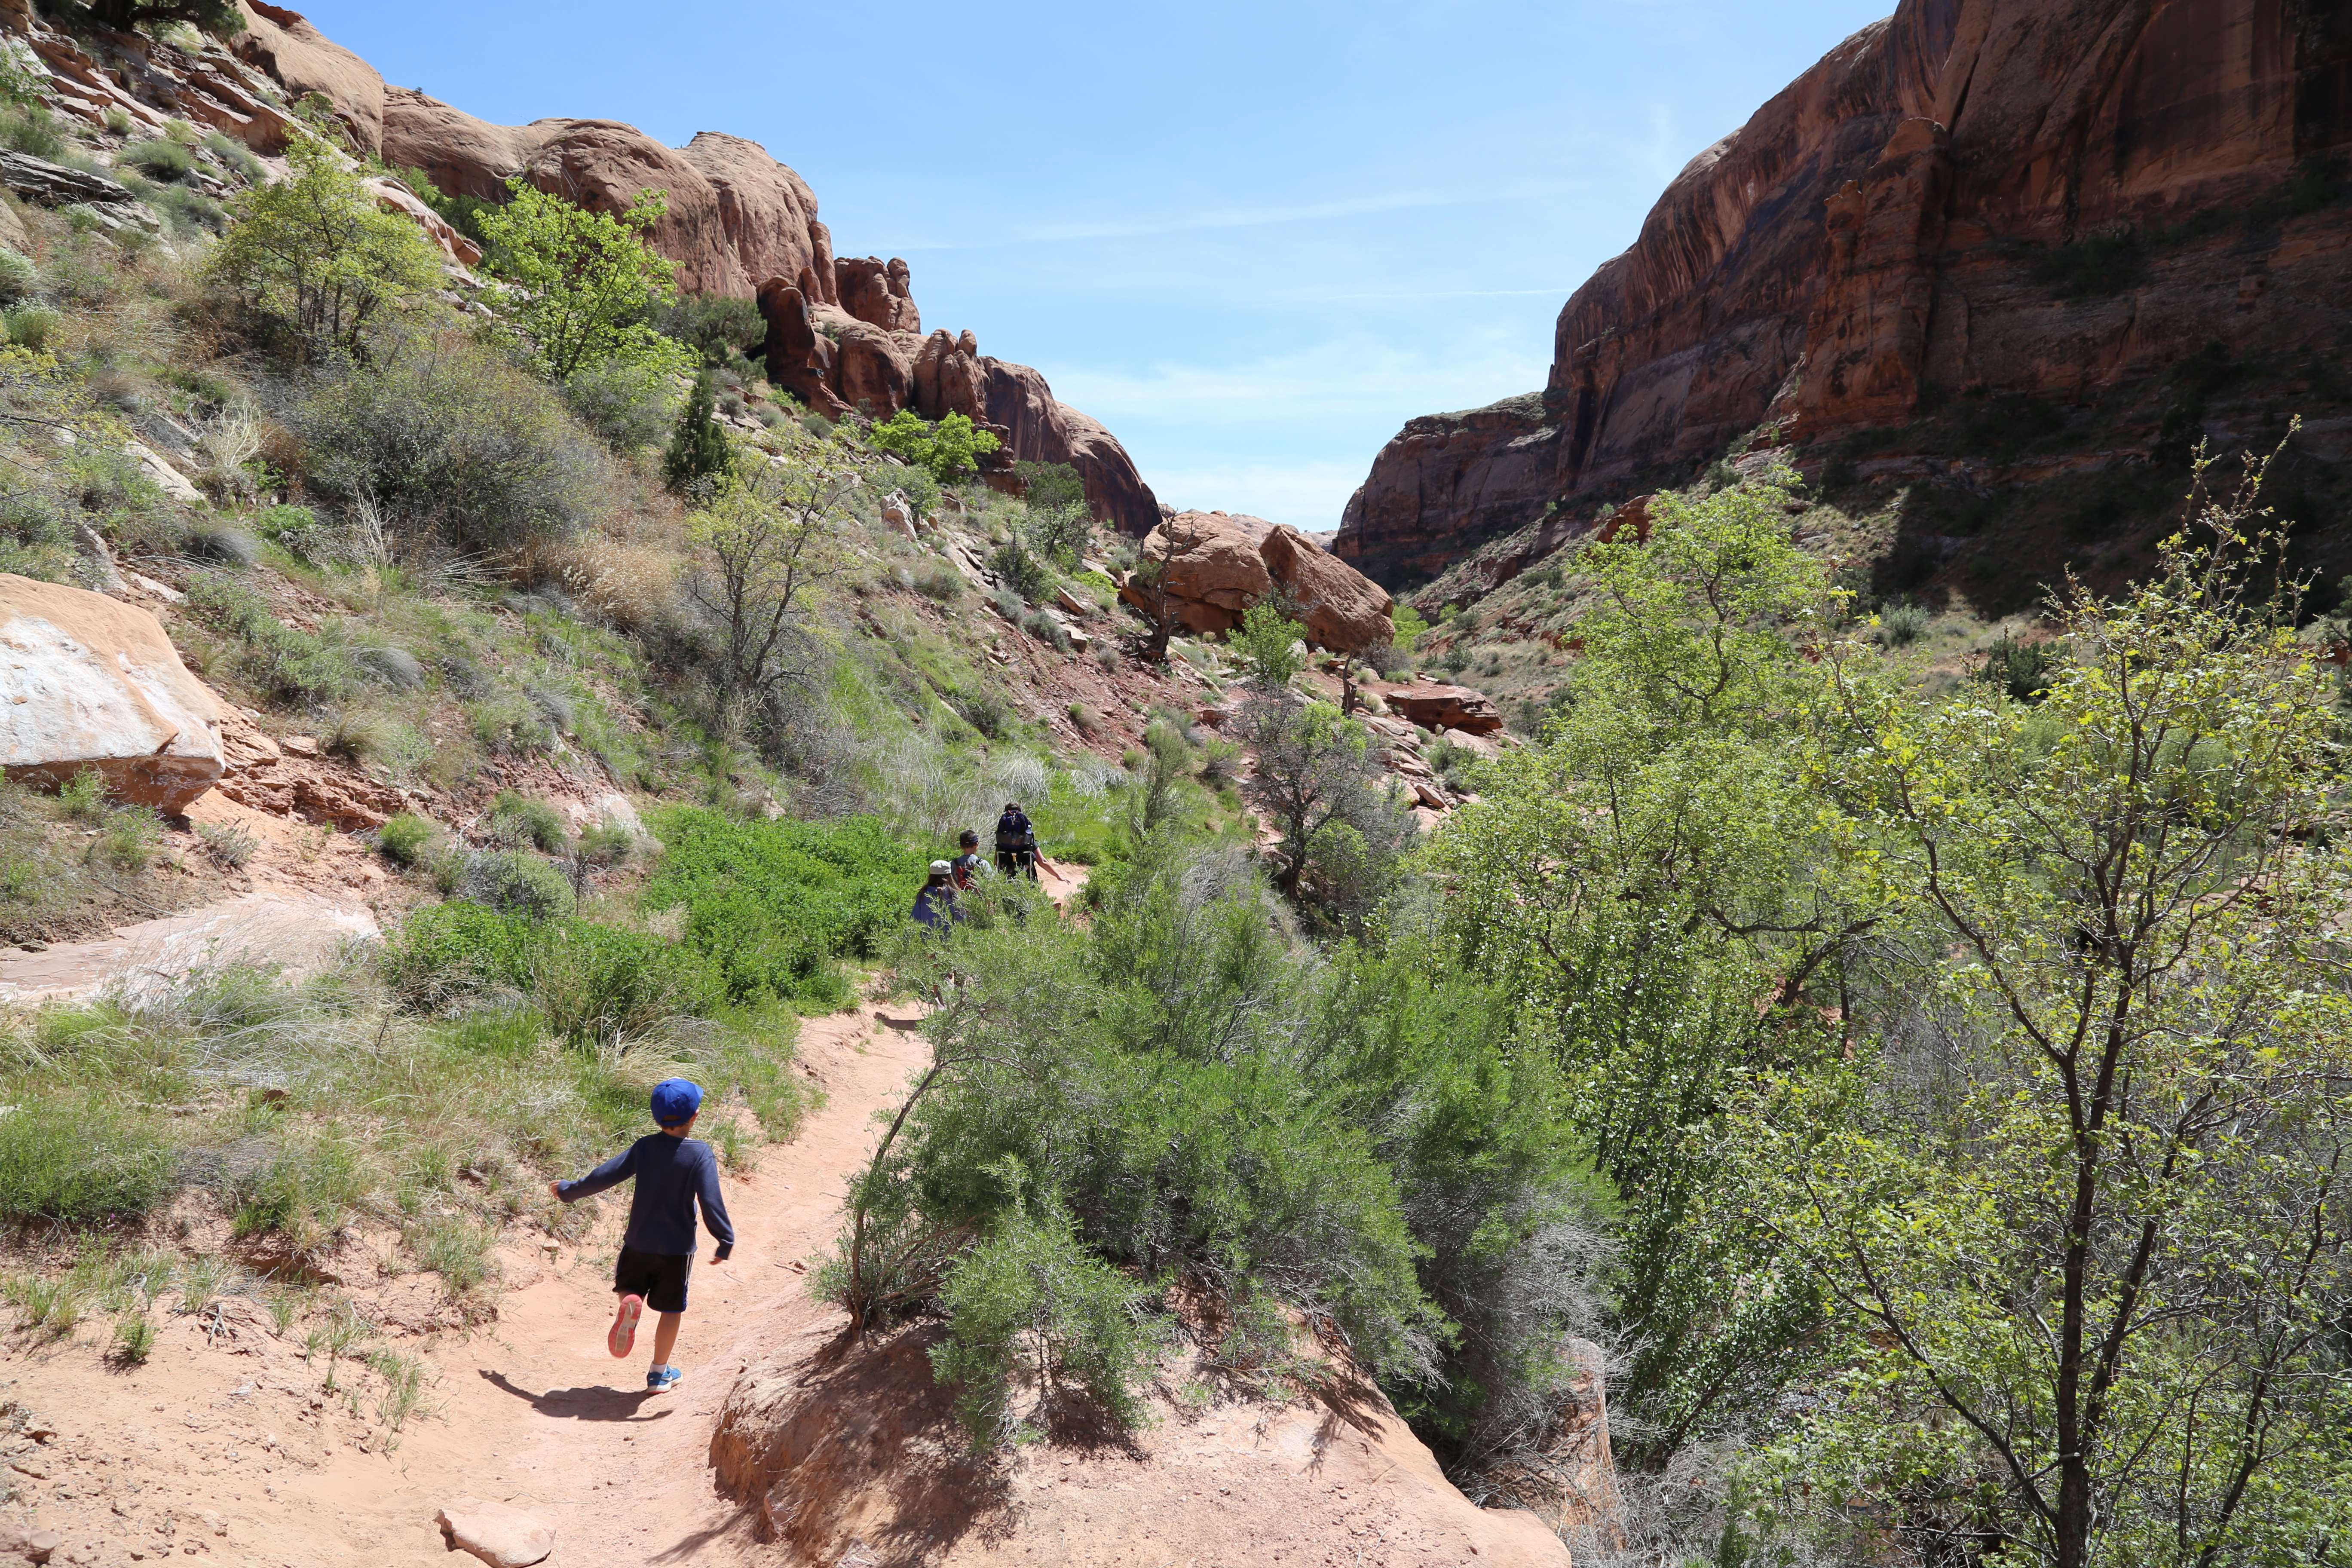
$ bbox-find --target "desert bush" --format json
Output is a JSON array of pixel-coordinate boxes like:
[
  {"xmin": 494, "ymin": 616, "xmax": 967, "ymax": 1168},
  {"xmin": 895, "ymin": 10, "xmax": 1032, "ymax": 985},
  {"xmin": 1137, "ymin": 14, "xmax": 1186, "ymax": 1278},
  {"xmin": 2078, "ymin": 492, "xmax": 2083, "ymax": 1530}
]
[
  {"xmin": 196, "ymin": 818, "xmax": 255, "ymax": 870},
  {"xmin": 0, "ymin": 1095, "xmax": 177, "ymax": 1225},
  {"xmin": 375, "ymin": 812, "xmax": 435, "ymax": 866},
  {"xmin": 989, "ymin": 536, "xmax": 1051, "ymax": 603},
  {"xmin": 576, "ymin": 821, "xmax": 631, "ymax": 865},
  {"xmin": 1877, "ymin": 598, "xmax": 1931, "ymax": 646},
  {"xmin": 0, "ymin": 104, "xmax": 61, "ymax": 158},
  {"xmin": 288, "ymin": 336, "xmax": 610, "ymax": 555},
  {"xmin": 661, "ymin": 371, "xmax": 732, "ymax": 493},
  {"xmin": 0, "ymin": 485, "xmax": 73, "ymax": 582},
  {"xmin": 563, "ymin": 357, "xmax": 678, "ymax": 454},
  {"xmin": 206, "ymin": 131, "xmax": 442, "ymax": 361},
  {"xmin": 380, "ymin": 901, "xmax": 724, "ymax": 1047},
  {"xmin": 119, "ymin": 138, "xmax": 195, "ymax": 182},
  {"xmin": 488, "ymin": 791, "xmax": 570, "ymax": 854},
  {"xmin": 652, "ymin": 294, "xmax": 765, "ymax": 370},
  {"xmin": 1975, "ymin": 633, "xmax": 2064, "ymax": 701},
  {"xmin": 454, "ymin": 850, "xmax": 575, "ymax": 922},
  {"xmin": 0, "ymin": 248, "xmax": 35, "ymax": 305},
  {"xmin": 5, "ymin": 303, "xmax": 57, "ymax": 350}
]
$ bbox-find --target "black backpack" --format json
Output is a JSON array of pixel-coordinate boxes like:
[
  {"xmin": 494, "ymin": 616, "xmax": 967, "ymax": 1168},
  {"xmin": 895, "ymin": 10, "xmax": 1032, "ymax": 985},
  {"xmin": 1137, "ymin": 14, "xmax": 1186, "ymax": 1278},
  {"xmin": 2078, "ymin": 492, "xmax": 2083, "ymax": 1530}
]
[{"xmin": 995, "ymin": 811, "xmax": 1035, "ymax": 852}]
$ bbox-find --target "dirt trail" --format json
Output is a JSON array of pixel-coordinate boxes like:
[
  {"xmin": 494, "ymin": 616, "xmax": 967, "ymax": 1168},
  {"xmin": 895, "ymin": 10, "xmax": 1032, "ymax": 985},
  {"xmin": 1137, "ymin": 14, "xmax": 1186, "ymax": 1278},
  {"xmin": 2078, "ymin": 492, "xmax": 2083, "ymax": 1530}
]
[{"xmin": 1, "ymin": 1003, "xmax": 930, "ymax": 1568}]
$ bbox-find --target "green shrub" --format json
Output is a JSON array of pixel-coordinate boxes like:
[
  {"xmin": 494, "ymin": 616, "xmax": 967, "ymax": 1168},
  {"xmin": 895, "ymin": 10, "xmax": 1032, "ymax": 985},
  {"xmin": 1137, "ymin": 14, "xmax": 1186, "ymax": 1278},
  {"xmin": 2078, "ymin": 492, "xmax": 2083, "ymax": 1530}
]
[
  {"xmin": 0, "ymin": 1097, "xmax": 178, "ymax": 1225},
  {"xmin": 203, "ymin": 130, "xmax": 264, "ymax": 183},
  {"xmin": 928, "ymin": 1180, "xmax": 1160, "ymax": 1450},
  {"xmin": 0, "ymin": 247, "xmax": 35, "ymax": 305},
  {"xmin": 576, "ymin": 821, "xmax": 631, "ymax": 865},
  {"xmin": 642, "ymin": 808, "xmax": 925, "ymax": 1006},
  {"xmin": 869, "ymin": 409, "xmax": 1000, "ymax": 481},
  {"xmin": 661, "ymin": 371, "xmax": 733, "ymax": 493},
  {"xmin": 1976, "ymin": 634, "xmax": 2065, "ymax": 702},
  {"xmin": 56, "ymin": 766, "xmax": 110, "ymax": 823},
  {"xmin": 380, "ymin": 901, "xmax": 725, "ymax": 1046},
  {"xmin": 489, "ymin": 791, "xmax": 571, "ymax": 854},
  {"xmin": 989, "ymin": 536, "xmax": 1051, "ymax": 603},
  {"xmin": 290, "ymin": 337, "xmax": 610, "ymax": 554},
  {"xmin": 1877, "ymin": 599, "xmax": 1932, "ymax": 646},
  {"xmin": 0, "ymin": 105, "xmax": 63, "ymax": 159},
  {"xmin": 228, "ymin": 1133, "xmax": 363, "ymax": 1242},
  {"xmin": 652, "ymin": 294, "xmax": 765, "ymax": 369},
  {"xmin": 376, "ymin": 812, "xmax": 436, "ymax": 866},
  {"xmin": 4, "ymin": 303, "xmax": 57, "ymax": 351},
  {"xmin": 94, "ymin": 804, "xmax": 163, "ymax": 870},
  {"xmin": 563, "ymin": 358, "xmax": 679, "ymax": 453},
  {"xmin": 119, "ymin": 138, "xmax": 196, "ymax": 182},
  {"xmin": 407, "ymin": 1215, "xmax": 498, "ymax": 1296},
  {"xmin": 462, "ymin": 851, "xmax": 575, "ymax": 922}
]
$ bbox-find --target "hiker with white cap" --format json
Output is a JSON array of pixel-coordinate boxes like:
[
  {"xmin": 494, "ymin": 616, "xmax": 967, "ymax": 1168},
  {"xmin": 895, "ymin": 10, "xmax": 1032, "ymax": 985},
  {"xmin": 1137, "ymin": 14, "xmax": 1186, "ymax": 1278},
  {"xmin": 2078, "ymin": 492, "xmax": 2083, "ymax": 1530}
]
[{"xmin": 911, "ymin": 859, "xmax": 963, "ymax": 930}]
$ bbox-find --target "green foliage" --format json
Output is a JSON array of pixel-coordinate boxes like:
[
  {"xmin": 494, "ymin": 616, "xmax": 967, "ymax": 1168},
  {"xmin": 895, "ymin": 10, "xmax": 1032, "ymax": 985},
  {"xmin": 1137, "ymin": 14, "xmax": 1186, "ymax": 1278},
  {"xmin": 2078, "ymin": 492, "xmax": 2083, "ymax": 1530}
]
[
  {"xmin": 832, "ymin": 841, "xmax": 1591, "ymax": 1455},
  {"xmin": 0, "ymin": 247, "xmax": 36, "ymax": 306},
  {"xmin": 1973, "ymin": 632, "xmax": 2063, "ymax": 701},
  {"xmin": 118, "ymin": 138, "xmax": 195, "ymax": 182},
  {"xmin": 0, "ymin": 1095, "xmax": 177, "ymax": 1225},
  {"xmin": 1230, "ymin": 601, "xmax": 1306, "ymax": 687},
  {"xmin": 1875, "ymin": 599, "xmax": 1929, "ymax": 646},
  {"xmin": 205, "ymin": 132, "xmax": 442, "ymax": 361},
  {"xmin": 1012, "ymin": 460, "xmax": 1085, "ymax": 511},
  {"xmin": 1390, "ymin": 603, "xmax": 1429, "ymax": 650},
  {"xmin": 51, "ymin": 0, "xmax": 246, "ymax": 36},
  {"xmin": 661, "ymin": 371, "xmax": 733, "ymax": 494},
  {"xmin": 560, "ymin": 357, "xmax": 680, "ymax": 453},
  {"xmin": 457, "ymin": 851, "xmax": 574, "ymax": 922},
  {"xmin": 380, "ymin": 901, "xmax": 725, "ymax": 1047},
  {"xmin": 868, "ymin": 409, "xmax": 1000, "ymax": 481},
  {"xmin": 928, "ymin": 1171, "xmax": 1160, "ymax": 1450},
  {"xmin": 289, "ymin": 336, "xmax": 608, "ymax": 554},
  {"xmin": 474, "ymin": 178, "xmax": 690, "ymax": 382},
  {"xmin": 487, "ymin": 791, "xmax": 570, "ymax": 854},
  {"xmin": 651, "ymin": 294, "xmax": 765, "ymax": 370},
  {"xmin": 989, "ymin": 535, "xmax": 1051, "ymax": 603},
  {"xmin": 1741, "ymin": 457, "xmax": 2352, "ymax": 1565},
  {"xmin": 373, "ymin": 812, "xmax": 434, "ymax": 866},
  {"xmin": 641, "ymin": 808, "xmax": 925, "ymax": 1006}
]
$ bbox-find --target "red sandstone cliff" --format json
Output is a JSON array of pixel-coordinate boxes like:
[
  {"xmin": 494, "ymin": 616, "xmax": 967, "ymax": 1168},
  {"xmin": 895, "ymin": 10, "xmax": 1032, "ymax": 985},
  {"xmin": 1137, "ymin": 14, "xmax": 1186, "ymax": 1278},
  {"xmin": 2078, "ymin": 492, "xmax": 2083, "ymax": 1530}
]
[
  {"xmin": 227, "ymin": 5, "xmax": 1159, "ymax": 535},
  {"xmin": 1338, "ymin": 0, "xmax": 2352, "ymax": 584}
]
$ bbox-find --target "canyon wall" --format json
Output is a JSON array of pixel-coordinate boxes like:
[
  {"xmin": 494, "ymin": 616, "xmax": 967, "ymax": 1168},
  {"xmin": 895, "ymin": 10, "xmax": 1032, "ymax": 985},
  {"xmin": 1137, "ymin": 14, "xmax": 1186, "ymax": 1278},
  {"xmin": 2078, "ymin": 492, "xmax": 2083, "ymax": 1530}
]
[
  {"xmin": 230, "ymin": 4, "xmax": 1159, "ymax": 534},
  {"xmin": 1338, "ymin": 0, "xmax": 2352, "ymax": 583}
]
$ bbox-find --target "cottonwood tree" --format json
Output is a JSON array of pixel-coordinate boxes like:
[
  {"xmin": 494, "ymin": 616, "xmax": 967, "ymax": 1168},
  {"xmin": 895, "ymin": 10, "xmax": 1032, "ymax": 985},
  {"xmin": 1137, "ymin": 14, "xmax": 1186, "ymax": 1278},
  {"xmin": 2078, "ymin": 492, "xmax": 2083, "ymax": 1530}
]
[
  {"xmin": 685, "ymin": 459, "xmax": 849, "ymax": 707},
  {"xmin": 475, "ymin": 179, "xmax": 687, "ymax": 382},
  {"xmin": 205, "ymin": 133, "xmax": 442, "ymax": 361},
  {"xmin": 1749, "ymin": 447, "xmax": 2352, "ymax": 1567}
]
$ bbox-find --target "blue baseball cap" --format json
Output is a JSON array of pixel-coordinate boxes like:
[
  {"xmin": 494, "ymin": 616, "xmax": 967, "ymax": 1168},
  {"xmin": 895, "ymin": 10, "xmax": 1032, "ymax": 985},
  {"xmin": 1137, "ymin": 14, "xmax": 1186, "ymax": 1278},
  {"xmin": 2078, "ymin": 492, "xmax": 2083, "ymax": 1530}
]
[{"xmin": 650, "ymin": 1078, "xmax": 703, "ymax": 1127}]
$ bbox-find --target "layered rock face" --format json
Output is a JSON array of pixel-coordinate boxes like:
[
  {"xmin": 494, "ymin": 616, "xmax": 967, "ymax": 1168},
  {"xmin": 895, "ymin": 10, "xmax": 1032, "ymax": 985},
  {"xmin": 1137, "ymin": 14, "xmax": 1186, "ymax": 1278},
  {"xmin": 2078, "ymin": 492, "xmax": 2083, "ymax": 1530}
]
[
  {"xmin": 224, "ymin": 6, "xmax": 1160, "ymax": 533},
  {"xmin": 1339, "ymin": 0, "xmax": 2352, "ymax": 582}
]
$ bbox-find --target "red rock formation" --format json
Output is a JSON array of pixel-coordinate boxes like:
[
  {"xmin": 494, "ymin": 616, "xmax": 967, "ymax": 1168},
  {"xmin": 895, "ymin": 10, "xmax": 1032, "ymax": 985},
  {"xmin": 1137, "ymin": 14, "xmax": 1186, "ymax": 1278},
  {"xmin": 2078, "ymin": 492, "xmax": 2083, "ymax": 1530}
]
[
  {"xmin": 1339, "ymin": 0, "xmax": 2352, "ymax": 583},
  {"xmin": 834, "ymin": 255, "xmax": 921, "ymax": 333},
  {"xmin": 981, "ymin": 358, "xmax": 1161, "ymax": 535},
  {"xmin": 1259, "ymin": 524, "xmax": 1395, "ymax": 653},
  {"xmin": 232, "ymin": 0, "xmax": 382, "ymax": 153},
  {"xmin": 1387, "ymin": 683, "xmax": 1505, "ymax": 735},
  {"xmin": 1118, "ymin": 511, "xmax": 1271, "ymax": 635}
]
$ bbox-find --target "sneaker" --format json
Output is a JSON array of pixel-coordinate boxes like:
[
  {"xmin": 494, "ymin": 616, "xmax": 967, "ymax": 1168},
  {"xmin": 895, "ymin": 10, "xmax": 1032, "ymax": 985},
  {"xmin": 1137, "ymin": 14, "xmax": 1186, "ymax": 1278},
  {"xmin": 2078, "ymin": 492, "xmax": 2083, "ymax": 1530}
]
[
  {"xmin": 646, "ymin": 1364, "xmax": 683, "ymax": 1393},
  {"xmin": 607, "ymin": 1294, "xmax": 644, "ymax": 1359}
]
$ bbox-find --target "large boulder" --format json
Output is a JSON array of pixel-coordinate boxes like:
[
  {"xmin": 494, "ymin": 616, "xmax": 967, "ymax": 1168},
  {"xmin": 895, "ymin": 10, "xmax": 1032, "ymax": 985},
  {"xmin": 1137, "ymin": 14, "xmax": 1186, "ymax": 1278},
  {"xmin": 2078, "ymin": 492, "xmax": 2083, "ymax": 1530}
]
[
  {"xmin": 834, "ymin": 255, "xmax": 921, "ymax": 333},
  {"xmin": 1386, "ymin": 682, "xmax": 1505, "ymax": 735},
  {"xmin": 1118, "ymin": 511, "xmax": 1272, "ymax": 635},
  {"xmin": 1259, "ymin": 524, "xmax": 1394, "ymax": 653},
  {"xmin": 0, "ymin": 573, "xmax": 224, "ymax": 812}
]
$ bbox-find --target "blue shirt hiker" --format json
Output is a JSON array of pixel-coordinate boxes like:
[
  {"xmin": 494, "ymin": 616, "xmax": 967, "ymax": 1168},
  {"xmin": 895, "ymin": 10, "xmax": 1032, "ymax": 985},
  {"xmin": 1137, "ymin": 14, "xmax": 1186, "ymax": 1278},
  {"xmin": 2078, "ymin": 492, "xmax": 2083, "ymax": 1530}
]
[{"xmin": 549, "ymin": 1077, "xmax": 734, "ymax": 1394}]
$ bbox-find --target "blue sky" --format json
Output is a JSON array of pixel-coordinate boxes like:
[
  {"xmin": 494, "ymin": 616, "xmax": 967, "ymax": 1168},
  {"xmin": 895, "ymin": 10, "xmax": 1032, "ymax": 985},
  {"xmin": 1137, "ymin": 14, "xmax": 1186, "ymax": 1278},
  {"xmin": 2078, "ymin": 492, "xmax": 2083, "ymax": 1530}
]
[{"xmin": 303, "ymin": 0, "xmax": 1890, "ymax": 530}]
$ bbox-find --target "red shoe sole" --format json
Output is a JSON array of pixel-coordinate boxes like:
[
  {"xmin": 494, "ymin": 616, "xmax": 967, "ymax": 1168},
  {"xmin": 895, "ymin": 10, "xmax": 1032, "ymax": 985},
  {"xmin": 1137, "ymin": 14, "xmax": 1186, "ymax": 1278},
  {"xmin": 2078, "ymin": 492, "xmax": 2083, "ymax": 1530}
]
[{"xmin": 608, "ymin": 1294, "xmax": 643, "ymax": 1359}]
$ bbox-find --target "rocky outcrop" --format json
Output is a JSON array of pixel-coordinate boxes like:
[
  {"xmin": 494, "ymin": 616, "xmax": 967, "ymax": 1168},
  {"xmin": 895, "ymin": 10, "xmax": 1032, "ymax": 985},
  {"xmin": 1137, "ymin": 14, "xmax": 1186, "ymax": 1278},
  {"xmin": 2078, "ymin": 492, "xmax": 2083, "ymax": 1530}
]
[
  {"xmin": 0, "ymin": 573, "xmax": 225, "ymax": 812},
  {"xmin": 232, "ymin": 0, "xmax": 380, "ymax": 151},
  {"xmin": 1260, "ymin": 523, "xmax": 1395, "ymax": 653},
  {"xmin": 753, "ymin": 276, "xmax": 1162, "ymax": 534},
  {"xmin": 1117, "ymin": 512, "xmax": 1396, "ymax": 652},
  {"xmin": 835, "ymin": 255, "xmax": 920, "ymax": 334},
  {"xmin": 1386, "ymin": 683, "xmax": 1505, "ymax": 735},
  {"xmin": 380, "ymin": 93, "xmax": 836, "ymax": 302},
  {"xmin": 1339, "ymin": 0, "xmax": 2352, "ymax": 583}
]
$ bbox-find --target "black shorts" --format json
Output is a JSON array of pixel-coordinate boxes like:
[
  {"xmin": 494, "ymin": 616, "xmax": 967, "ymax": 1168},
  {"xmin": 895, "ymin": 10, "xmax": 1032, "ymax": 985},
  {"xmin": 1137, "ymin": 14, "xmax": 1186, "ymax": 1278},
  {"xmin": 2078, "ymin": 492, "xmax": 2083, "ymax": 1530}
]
[{"xmin": 614, "ymin": 1247, "xmax": 693, "ymax": 1314}]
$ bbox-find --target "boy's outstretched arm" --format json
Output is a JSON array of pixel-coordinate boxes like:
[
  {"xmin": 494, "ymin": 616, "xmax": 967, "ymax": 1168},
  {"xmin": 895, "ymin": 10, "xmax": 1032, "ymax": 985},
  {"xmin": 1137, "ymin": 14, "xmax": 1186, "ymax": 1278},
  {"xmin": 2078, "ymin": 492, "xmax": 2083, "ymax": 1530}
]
[
  {"xmin": 547, "ymin": 1142, "xmax": 638, "ymax": 1203},
  {"xmin": 697, "ymin": 1148, "xmax": 736, "ymax": 1263}
]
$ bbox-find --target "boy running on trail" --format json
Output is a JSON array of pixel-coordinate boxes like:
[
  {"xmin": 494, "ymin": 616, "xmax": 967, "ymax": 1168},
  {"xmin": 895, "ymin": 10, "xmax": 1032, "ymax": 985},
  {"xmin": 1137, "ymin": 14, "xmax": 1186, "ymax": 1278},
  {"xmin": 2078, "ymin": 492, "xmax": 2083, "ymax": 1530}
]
[{"xmin": 548, "ymin": 1077, "xmax": 733, "ymax": 1393}]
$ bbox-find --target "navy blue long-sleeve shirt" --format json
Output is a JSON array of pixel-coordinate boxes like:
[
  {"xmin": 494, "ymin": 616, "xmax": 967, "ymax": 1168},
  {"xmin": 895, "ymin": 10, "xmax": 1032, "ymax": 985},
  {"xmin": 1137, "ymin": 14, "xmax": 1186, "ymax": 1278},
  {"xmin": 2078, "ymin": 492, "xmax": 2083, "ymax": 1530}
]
[{"xmin": 555, "ymin": 1133, "xmax": 735, "ymax": 1259}]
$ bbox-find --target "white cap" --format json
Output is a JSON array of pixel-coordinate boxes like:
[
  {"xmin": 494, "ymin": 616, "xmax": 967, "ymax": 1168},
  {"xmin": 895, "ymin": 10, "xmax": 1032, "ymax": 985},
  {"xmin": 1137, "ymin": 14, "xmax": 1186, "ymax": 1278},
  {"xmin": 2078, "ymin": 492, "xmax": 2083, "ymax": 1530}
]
[{"xmin": 929, "ymin": 860, "xmax": 952, "ymax": 874}]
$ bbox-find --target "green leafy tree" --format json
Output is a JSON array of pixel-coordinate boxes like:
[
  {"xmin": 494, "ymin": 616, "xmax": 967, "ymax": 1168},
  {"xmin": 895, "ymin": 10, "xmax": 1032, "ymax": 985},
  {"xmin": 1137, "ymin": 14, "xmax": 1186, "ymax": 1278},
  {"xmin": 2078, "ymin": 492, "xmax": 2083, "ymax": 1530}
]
[
  {"xmin": 1230, "ymin": 600, "xmax": 1306, "ymax": 688},
  {"xmin": 205, "ymin": 132, "xmax": 443, "ymax": 361},
  {"xmin": 51, "ymin": 0, "xmax": 245, "ymax": 36},
  {"xmin": 1237, "ymin": 694, "xmax": 1407, "ymax": 900},
  {"xmin": 662, "ymin": 372, "xmax": 732, "ymax": 495},
  {"xmin": 474, "ymin": 179, "xmax": 689, "ymax": 382},
  {"xmin": 1744, "ymin": 454, "xmax": 2352, "ymax": 1568},
  {"xmin": 684, "ymin": 461, "xmax": 848, "ymax": 701},
  {"xmin": 1433, "ymin": 472, "xmax": 1866, "ymax": 1455},
  {"xmin": 869, "ymin": 408, "xmax": 1000, "ymax": 481}
]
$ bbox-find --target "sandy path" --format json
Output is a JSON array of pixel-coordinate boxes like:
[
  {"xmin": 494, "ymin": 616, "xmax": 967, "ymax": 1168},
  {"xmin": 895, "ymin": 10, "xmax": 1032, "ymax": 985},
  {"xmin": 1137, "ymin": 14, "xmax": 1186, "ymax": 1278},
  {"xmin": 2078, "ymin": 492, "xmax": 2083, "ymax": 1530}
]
[
  {"xmin": 0, "ymin": 1001, "xmax": 929, "ymax": 1568},
  {"xmin": 346, "ymin": 1003, "xmax": 933, "ymax": 1567}
]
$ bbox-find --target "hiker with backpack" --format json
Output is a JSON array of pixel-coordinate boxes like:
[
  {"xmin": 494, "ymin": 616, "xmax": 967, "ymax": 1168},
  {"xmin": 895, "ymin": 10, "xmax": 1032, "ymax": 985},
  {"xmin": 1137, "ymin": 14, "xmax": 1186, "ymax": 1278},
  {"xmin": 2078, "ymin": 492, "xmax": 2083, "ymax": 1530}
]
[{"xmin": 993, "ymin": 801, "xmax": 1040, "ymax": 881}]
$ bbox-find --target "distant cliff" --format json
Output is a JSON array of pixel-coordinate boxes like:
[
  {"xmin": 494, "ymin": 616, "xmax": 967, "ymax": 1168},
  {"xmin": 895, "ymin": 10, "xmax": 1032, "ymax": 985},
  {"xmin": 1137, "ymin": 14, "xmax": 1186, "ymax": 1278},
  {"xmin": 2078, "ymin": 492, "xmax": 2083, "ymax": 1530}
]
[
  {"xmin": 233, "ymin": 4, "xmax": 1161, "ymax": 534},
  {"xmin": 1338, "ymin": 0, "xmax": 2352, "ymax": 587}
]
